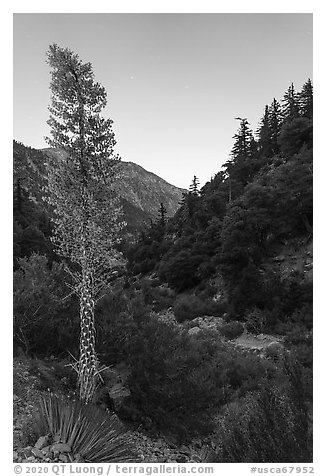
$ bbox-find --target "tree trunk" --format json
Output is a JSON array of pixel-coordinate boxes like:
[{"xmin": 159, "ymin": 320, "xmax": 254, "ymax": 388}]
[{"xmin": 78, "ymin": 270, "xmax": 98, "ymax": 404}]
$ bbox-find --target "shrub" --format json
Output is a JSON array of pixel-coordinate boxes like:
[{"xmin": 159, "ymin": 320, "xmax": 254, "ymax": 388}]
[
  {"xmin": 96, "ymin": 290, "xmax": 145, "ymax": 365},
  {"xmin": 281, "ymin": 274, "xmax": 313, "ymax": 325},
  {"xmin": 125, "ymin": 318, "xmax": 276, "ymax": 440},
  {"xmin": 212, "ymin": 360, "xmax": 312, "ymax": 462},
  {"xmin": 27, "ymin": 359, "xmax": 77, "ymax": 394},
  {"xmin": 244, "ymin": 307, "xmax": 267, "ymax": 334},
  {"xmin": 106, "ymin": 312, "xmax": 226, "ymax": 439},
  {"xmin": 173, "ymin": 294, "xmax": 226, "ymax": 323},
  {"xmin": 173, "ymin": 295, "xmax": 204, "ymax": 322},
  {"xmin": 219, "ymin": 321, "xmax": 244, "ymax": 340},
  {"xmin": 13, "ymin": 253, "xmax": 79, "ymax": 357},
  {"xmin": 159, "ymin": 250, "xmax": 203, "ymax": 291},
  {"xmin": 284, "ymin": 326, "xmax": 313, "ymax": 368},
  {"xmin": 97, "ymin": 289, "xmax": 278, "ymax": 441},
  {"xmin": 264, "ymin": 342, "xmax": 284, "ymax": 361},
  {"xmin": 139, "ymin": 278, "xmax": 175, "ymax": 312}
]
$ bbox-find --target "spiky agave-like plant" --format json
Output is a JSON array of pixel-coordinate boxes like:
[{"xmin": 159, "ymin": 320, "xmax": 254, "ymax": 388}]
[{"xmin": 34, "ymin": 394, "xmax": 137, "ymax": 463}]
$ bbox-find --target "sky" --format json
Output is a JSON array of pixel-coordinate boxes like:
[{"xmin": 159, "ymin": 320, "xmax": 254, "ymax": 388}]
[{"xmin": 13, "ymin": 13, "xmax": 312, "ymax": 189}]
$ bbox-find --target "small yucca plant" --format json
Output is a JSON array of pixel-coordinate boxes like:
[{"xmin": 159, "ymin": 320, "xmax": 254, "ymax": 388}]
[{"xmin": 33, "ymin": 394, "xmax": 137, "ymax": 462}]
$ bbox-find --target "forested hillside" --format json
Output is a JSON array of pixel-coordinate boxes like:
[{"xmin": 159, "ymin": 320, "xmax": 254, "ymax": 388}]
[
  {"xmin": 13, "ymin": 77, "xmax": 313, "ymax": 463},
  {"xmin": 13, "ymin": 141, "xmax": 185, "ymax": 269},
  {"xmin": 127, "ymin": 79, "xmax": 313, "ymax": 334}
]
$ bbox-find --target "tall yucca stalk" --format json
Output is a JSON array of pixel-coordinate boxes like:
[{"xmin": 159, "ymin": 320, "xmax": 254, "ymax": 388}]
[{"xmin": 45, "ymin": 44, "xmax": 124, "ymax": 403}]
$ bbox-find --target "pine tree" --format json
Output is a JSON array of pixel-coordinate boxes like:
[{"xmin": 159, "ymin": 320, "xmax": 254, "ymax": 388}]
[
  {"xmin": 299, "ymin": 79, "xmax": 313, "ymax": 119},
  {"xmin": 269, "ymin": 98, "xmax": 282, "ymax": 156},
  {"xmin": 282, "ymin": 83, "xmax": 300, "ymax": 123},
  {"xmin": 257, "ymin": 105, "xmax": 273, "ymax": 159},
  {"xmin": 45, "ymin": 44, "xmax": 124, "ymax": 403},
  {"xmin": 189, "ymin": 175, "xmax": 200, "ymax": 195},
  {"xmin": 158, "ymin": 202, "xmax": 167, "ymax": 228},
  {"xmin": 223, "ymin": 118, "xmax": 258, "ymax": 195},
  {"xmin": 231, "ymin": 118, "xmax": 253, "ymax": 159}
]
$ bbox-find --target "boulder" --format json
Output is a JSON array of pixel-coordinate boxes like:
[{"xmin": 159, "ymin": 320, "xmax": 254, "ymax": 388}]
[
  {"xmin": 176, "ymin": 454, "xmax": 188, "ymax": 462},
  {"xmin": 17, "ymin": 446, "xmax": 33, "ymax": 458},
  {"xmin": 274, "ymin": 255, "xmax": 286, "ymax": 262},
  {"xmin": 59, "ymin": 453, "xmax": 70, "ymax": 463},
  {"xmin": 51, "ymin": 443, "xmax": 72, "ymax": 453},
  {"xmin": 257, "ymin": 334, "xmax": 268, "ymax": 340},
  {"xmin": 31, "ymin": 448, "xmax": 45, "ymax": 459},
  {"xmin": 73, "ymin": 453, "xmax": 85, "ymax": 463},
  {"xmin": 209, "ymin": 317, "xmax": 226, "ymax": 327},
  {"xmin": 190, "ymin": 317, "xmax": 203, "ymax": 327},
  {"xmin": 212, "ymin": 293, "xmax": 222, "ymax": 302},
  {"xmin": 40, "ymin": 445, "xmax": 52, "ymax": 455},
  {"xmin": 179, "ymin": 445, "xmax": 192, "ymax": 456},
  {"xmin": 188, "ymin": 326, "xmax": 201, "ymax": 335},
  {"xmin": 35, "ymin": 435, "xmax": 50, "ymax": 450},
  {"xmin": 265, "ymin": 341, "xmax": 284, "ymax": 359}
]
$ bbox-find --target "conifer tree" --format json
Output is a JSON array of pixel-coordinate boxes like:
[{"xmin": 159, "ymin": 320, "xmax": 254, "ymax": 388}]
[
  {"xmin": 189, "ymin": 175, "xmax": 200, "ymax": 195},
  {"xmin": 223, "ymin": 118, "xmax": 258, "ymax": 194},
  {"xmin": 231, "ymin": 118, "xmax": 253, "ymax": 158},
  {"xmin": 299, "ymin": 79, "xmax": 313, "ymax": 119},
  {"xmin": 269, "ymin": 98, "xmax": 282, "ymax": 156},
  {"xmin": 158, "ymin": 202, "xmax": 167, "ymax": 228},
  {"xmin": 282, "ymin": 83, "xmax": 300, "ymax": 123},
  {"xmin": 257, "ymin": 105, "xmax": 273, "ymax": 159},
  {"xmin": 45, "ymin": 44, "xmax": 123, "ymax": 403}
]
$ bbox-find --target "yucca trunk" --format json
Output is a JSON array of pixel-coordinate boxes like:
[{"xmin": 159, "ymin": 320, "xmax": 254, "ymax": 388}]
[{"xmin": 78, "ymin": 270, "xmax": 98, "ymax": 404}]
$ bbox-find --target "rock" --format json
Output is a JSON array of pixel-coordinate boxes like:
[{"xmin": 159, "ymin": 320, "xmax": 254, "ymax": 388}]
[
  {"xmin": 213, "ymin": 317, "xmax": 226, "ymax": 327},
  {"xmin": 193, "ymin": 440, "xmax": 203, "ymax": 449},
  {"xmin": 21, "ymin": 446, "xmax": 33, "ymax": 458},
  {"xmin": 265, "ymin": 341, "xmax": 284, "ymax": 359},
  {"xmin": 164, "ymin": 433, "xmax": 178, "ymax": 448},
  {"xmin": 41, "ymin": 445, "xmax": 52, "ymax": 455},
  {"xmin": 59, "ymin": 453, "xmax": 70, "ymax": 463},
  {"xmin": 52, "ymin": 433, "xmax": 62, "ymax": 443},
  {"xmin": 73, "ymin": 453, "xmax": 85, "ymax": 463},
  {"xmin": 176, "ymin": 454, "xmax": 188, "ymax": 462},
  {"xmin": 188, "ymin": 326, "xmax": 201, "ymax": 335},
  {"xmin": 212, "ymin": 293, "xmax": 222, "ymax": 301},
  {"xmin": 179, "ymin": 445, "xmax": 191, "ymax": 456},
  {"xmin": 13, "ymin": 451, "xmax": 18, "ymax": 461},
  {"xmin": 51, "ymin": 443, "xmax": 72, "ymax": 453},
  {"xmin": 31, "ymin": 448, "xmax": 46, "ymax": 459},
  {"xmin": 191, "ymin": 454, "xmax": 202, "ymax": 462},
  {"xmin": 35, "ymin": 435, "xmax": 50, "ymax": 450}
]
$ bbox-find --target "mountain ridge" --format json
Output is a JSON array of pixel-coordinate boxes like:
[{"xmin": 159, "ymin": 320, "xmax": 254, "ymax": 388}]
[{"xmin": 13, "ymin": 141, "xmax": 186, "ymax": 233}]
